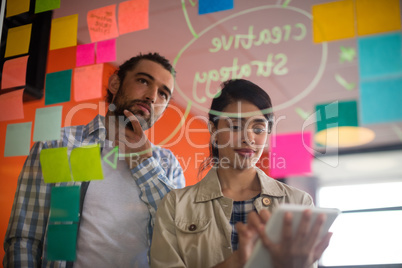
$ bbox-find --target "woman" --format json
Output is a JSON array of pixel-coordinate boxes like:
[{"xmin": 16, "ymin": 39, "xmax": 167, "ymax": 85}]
[{"xmin": 150, "ymin": 79, "xmax": 332, "ymax": 268}]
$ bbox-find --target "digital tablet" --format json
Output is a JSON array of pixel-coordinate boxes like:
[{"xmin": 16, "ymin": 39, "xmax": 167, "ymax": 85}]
[{"xmin": 244, "ymin": 204, "xmax": 340, "ymax": 268}]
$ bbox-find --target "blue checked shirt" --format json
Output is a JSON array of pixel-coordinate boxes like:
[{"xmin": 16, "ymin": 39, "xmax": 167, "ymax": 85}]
[{"xmin": 3, "ymin": 115, "xmax": 185, "ymax": 268}]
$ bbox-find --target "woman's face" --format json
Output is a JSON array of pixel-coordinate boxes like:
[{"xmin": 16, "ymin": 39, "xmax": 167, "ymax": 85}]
[{"xmin": 211, "ymin": 100, "xmax": 269, "ymax": 170}]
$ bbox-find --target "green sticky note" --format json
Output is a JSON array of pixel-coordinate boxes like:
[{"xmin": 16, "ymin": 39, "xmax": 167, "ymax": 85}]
[
  {"xmin": 47, "ymin": 223, "xmax": 78, "ymax": 261},
  {"xmin": 50, "ymin": 186, "xmax": 80, "ymax": 222},
  {"xmin": 45, "ymin": 70, "xmax": 72, "ymax": 105},
  {"xmin": 70, "ymin": 144, "xmax": 104, "ymax": 182},
  {"xmin": 4, "ymin": 122, "xmax": 32, "ymax": 157},
  {"xmin": 35, "ymin": 0, "xmax": 61, "ymax": 14},
  {"xmin": 40, "ymin": 147, "xmax": 72, "ymax": 183},
  {"xmin": 33, "ymin": 106, "xmax": 63, "ymax": 142}
]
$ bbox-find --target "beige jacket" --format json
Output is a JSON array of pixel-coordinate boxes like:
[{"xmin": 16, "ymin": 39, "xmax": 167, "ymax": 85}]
[{"xmin": 150, "ymin": 167, "xmax": 314, "ymax": 268}]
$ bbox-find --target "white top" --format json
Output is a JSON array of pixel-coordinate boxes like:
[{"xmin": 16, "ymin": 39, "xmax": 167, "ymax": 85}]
[{"xmin": 74, "ymin": 142, "xmax": 150, "ymax": 268}]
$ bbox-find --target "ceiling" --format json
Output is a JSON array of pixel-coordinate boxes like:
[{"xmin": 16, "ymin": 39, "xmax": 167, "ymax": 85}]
[{"xmin": 53, "ymin": 0, "xmax": 402, "ymax": 153}]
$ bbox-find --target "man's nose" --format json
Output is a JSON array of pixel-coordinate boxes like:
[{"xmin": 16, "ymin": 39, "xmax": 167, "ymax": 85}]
[{"xmin": 144, "ymin": 87, "xmax": 158, "ymax": 103}]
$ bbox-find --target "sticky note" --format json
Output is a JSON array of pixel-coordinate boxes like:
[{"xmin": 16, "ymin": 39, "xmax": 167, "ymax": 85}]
[
  {"xmin": 73, "ymin": 64, "xmax": 103, "ymax": 102},
  {"xmin": 35, "ymin": 0, "xmax": 61, "ymax": 14},
  {"xmin": 1, "ymin": 56, "xmax": 29, "ymax": 89},
  {"xmin": 269, "ymin": 132, "xmax": 313, "ymax": 178},
  {"xmin": 76, "ymin": 43, "xmax": 95, "ymax": 67},
  {"xmin": 47, "ymin": 46, "xmax": 76, "ymax": 73},
  {"xmin": 5, "ymin": 24, "xmax": 32, "ymax": 58},
  {"xmin": 33, "ymin": 106, "xmax": 63, "ymax": 142},
  {"xmin": 4, "ymin": 122, "xmax": 32, "ymax": 157},
  {"xmin": 0, "ymin": 89, "xmax": 24, "ymax": 122},
  {"xmin": 358, "ymin": 33, "xmax": 402, "ymax": 80},
  {"xmin": 6, "ymin": 0, "xmax": 30, "ymax": 17},
  {"xmin": 118, "ymin": 0, "xmax": 149, "ymax": 35},
  {"xmin": 360, "ymin": 77, "xmax": 402, "ymax": 125},
  {"xmin": 50, "ymin": 14, "xmax": 78, "ymax": 50},
  {"xmin": 45, "ymin": 70, "xmax": 72, "ymax": 105},
  {"xmin": 47, "ymin": 223, "xmax": 78, "ymax": 261},
  {"xmin": 96, "ymin": 39, "xmax": 116, "ymax": 63},
  {"xmin": 50, "ymin": 186, "xmax": 80, "ymax": 222},
  {"xmin": 356, "ymin": 0, "xmax": 401, "ymax": 36},
  {"xmin": 199, "ymin": 0, "xmax": 234, "ymax": 15},
  {"xmin": 70, "ymin": 144, "xmax": 104, "ymax": 182},
  {"xmin": 87, "ymin": 5, "xmax": 119, "ymax": 43},
  {"xmin": 315, "ymin": 101, "xmax": 358, "ymax": 133},
  {"xmin": 40, "ymin": 147, "xmax": 72, "ymax": 183},
  {"xmin": 312, "ymin": 0, "xmax": 355, "ymax": 43}
]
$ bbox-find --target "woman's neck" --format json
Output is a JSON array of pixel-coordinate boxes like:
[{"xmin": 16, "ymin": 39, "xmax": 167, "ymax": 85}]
[{"xmin": 217, "ymin": 167, "xmax": 261, "ymax": 201}]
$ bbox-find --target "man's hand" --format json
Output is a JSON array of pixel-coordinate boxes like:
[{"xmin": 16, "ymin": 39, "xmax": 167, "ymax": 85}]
[{"xmin": 114, "ymin": 109, "xmax": 153, "ymax": 169}]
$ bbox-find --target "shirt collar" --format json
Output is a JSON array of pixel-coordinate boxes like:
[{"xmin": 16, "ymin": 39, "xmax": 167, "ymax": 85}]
[{"xmin": 195, "ymin": 167, "xmax": 286, "ymax": 203}]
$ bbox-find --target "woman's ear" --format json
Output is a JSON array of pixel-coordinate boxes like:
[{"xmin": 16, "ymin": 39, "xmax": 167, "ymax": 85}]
[{"xmin": 108, "ymin": 74, "xmax": 120, "ymax": 95}]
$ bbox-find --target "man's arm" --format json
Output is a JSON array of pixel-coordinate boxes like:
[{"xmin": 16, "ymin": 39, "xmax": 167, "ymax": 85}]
[{"xmin": 3, "ymin": 141, "xmax": 51, "ymax": 268}]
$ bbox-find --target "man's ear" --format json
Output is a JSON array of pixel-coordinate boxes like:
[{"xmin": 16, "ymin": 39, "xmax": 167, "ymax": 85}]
[{"xmin": 108, "ymin": 74, "xmax": 120, "ymax": 95}]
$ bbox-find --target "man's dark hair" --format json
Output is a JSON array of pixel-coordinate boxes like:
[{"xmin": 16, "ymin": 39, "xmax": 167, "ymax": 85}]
[{"xmin": 106, "ymin": 52, "xmax": 176, "ymax": 103}]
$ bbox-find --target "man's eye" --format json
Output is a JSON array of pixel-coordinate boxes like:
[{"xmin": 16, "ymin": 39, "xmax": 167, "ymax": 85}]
[
  {"xmin": 230, "ymin": 125, "xmax": 241, "ymax": 131},
  {"xmin": 159, "ymin": 91, "xmax": 168, "ymax": 100},
  {"xmin": 138, "ymin": 78, "xmax": 148, "ymax": 85}
]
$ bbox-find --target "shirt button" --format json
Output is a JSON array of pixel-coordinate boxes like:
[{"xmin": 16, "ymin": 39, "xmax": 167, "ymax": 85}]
[
  {"xmin": 262, "ymin": 197, "xmax": 271, "ymax": 206},
  {"xmin": 188, "ymin": 224, "xmax": 197, "ymax": 231}
]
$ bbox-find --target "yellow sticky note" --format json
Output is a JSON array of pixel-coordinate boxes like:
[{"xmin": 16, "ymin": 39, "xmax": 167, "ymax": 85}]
[
  {"xmin": 312, "ymin": 0, "xmax": 355, "ymax": 43},
  {"xmin": 6, "ymin": 0, "xmax": 30, "ymax": 17},
  {"xmin": 356, "ymin": 0, "xmax": 401, "ymax": 36},
  {"xmin": 40, "ymin": 147, "xmax": 73, "ymax": 183},
  {"xmin": 50, "ymin": 14, "xmax": 78, "ymax": 50},
  {"xmin": 70, "ymin": 144, "xmax": 104, "ymax": 182},
  {"xmin": 5, "ymin": 24, "xmax": 32, "ymax": 58}
]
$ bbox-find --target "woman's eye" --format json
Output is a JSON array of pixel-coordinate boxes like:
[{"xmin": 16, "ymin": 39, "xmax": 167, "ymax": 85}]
[
  {"xmin": 230, "ymin": 125, "xmax": 241, "ymax": 131},
  {"xmin": 253, "ymin": 128, "xmax": 266, "ymax": 134}
]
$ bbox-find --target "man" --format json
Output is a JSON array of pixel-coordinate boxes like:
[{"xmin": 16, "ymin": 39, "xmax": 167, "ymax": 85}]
[{"xmin": 3, "ymin": 53, "xmax": 185, "ymax": 267}]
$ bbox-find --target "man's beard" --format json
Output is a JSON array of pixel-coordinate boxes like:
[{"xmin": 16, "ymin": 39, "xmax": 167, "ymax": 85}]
[{"xmin": 112, "ymin": 99, "xmax": 154, "ymax": 131}]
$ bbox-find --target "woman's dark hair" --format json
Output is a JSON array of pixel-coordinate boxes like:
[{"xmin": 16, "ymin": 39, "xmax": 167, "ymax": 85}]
[
  {"xmin": 198, "ymin": 79, "xmax": 274, "ymax": 177},
  {"xmin": 106, "ymin": 52, "xmax": 175, "ymax": 103}
]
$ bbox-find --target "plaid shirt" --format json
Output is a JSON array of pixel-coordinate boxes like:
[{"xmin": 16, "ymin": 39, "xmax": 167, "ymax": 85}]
[
  {"xmin": 229, "ymin": 195, "xmax": 259, "ymax": 251},
  {"xmin": 3, "ymin": 115, "xmax": 185, "ymax": 268}
]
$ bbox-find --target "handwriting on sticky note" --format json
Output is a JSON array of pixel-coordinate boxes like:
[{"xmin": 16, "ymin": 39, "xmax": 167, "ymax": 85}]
[{"xmin": 87, "ymin": 5, "xmax": 119, "ymax": 43}]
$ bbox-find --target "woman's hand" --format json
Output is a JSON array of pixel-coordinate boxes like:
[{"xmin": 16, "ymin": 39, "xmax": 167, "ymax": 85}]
[{"xmin": 253, "ymin": 209, "xmax": 333, "ymax": 268}]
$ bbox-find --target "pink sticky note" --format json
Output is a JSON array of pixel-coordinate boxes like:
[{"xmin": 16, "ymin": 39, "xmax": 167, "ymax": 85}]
[
  {"xmin": 0, "ymin": 89, "xmax": 24, "ymax": 122},
  {"xmin": 118, "ymin": 0, "xmax": 149, "ymax": 35},
  {"xmin": 76, "ymin": 43, "xmax": 95, "ymax": 67},
  {"xmin": 269, "ymin": 132, "xmax": 313, "ymax": 178},
  {"xmin": 96, "ymin": 39, "xmax": 116, "ymax": 63},
  {"xmin": 87, "ymin": 5, "xmax": 119, "ymax": 43},
  {"xmin": 1, "ymin": 55, "xmax": 29, "ymax": 89},
  {"xmin": 73, "ymin": 64, "xmax": 103, "ymax": 102}
]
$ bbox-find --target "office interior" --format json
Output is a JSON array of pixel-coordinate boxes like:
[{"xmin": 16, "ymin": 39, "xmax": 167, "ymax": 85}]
[{"xmin": 1, "ymin": 0, "xmax": 401, "ymax": 267}]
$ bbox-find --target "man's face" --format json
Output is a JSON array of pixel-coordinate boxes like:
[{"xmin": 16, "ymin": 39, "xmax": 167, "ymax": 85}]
[{"xmin": 111, "ymin": 59, "xmax": 174, "ymax": 130}]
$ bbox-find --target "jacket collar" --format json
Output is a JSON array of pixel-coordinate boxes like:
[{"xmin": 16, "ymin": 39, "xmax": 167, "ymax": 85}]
[{"xmin": 195, "ymin": 167, "xmax": 286, "ymax": 203}]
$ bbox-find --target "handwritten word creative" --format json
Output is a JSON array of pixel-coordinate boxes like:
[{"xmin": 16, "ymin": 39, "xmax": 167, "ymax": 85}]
[{"xmin": 209, "ymin": 24, "xmax": 306, "ymax": 53}]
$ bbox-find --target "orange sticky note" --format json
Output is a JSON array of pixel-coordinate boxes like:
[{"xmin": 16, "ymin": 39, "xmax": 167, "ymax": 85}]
[
  {"xmin": 118, "ymin": 0, "xmax": 149, "ymax": 35},
  {"xmin": 5, "ymin": 24, "xmax": 32, "ymax": 58},
  {"xmin": 6, "ymin": 0, "xmax": 30, "ymax": 17},
  {"xmin": 47, "ymin": 46, "xmax": 77, "ymax": 73},
  {"xmin": 0, "ymin": 89, "xmax": 24, "ymax": 122},
  {"xmin": 1, "ymin": 56, "xmax": 29, "ymax": 89},
  {"xmin": 50, "ymin": 14, "xmax": 78, "ymax": 50},
  {"xmin": 73, "ymin": 64, "xmax": 104, "ymax": 102},
  {"xmin": 87, "ymin": 5, "xmax": 119, "ymax": 43},
  {"xmin": 356, "ymin": 0, "xmax": 401, "ymax": 36},
  {"xmin": 312, "ymin": 0, "xmax": 355, "ymax": 43}
]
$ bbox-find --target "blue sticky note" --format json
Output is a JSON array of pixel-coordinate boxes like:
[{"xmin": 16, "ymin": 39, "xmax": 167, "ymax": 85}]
[
  {"xmin": 45, "ymin": 70, "xmax": 72, "ymax": 105},
  {"xmin": 4, "ymin": 122, "xmax": 32, "ymax": 157},
  {"xmin": 47, "ymin": 223, "xmax": 78, "ymax": 261},
  {"xmin": 360, "ymin": 76, "xmax": 402, "ymax": 124},
  {"xmin": 358, "ymin": 33, "xmax": 402, "ymax": 80},
  {"xmin": 33, "ymin": 106, "xmax": 63, "ymax": 142},
  {"xmin": 50, "ymin": 186, "xmax": 80, "ymax": 222},
  {"xmin": 199, "ymin": 0, "xmax": 233, "ymax": 15}
]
